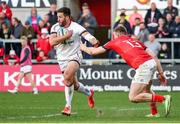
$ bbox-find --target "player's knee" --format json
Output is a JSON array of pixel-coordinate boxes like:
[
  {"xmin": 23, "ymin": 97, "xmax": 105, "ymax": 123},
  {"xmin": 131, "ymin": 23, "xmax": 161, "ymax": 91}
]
[
  {"xmin": 63, "ymin": 78, "xmax": 73, "ymax": 87},
  {"xmin": 128, "ymin": 95, "xmax": 138, "ymax": 103},
  {"xmin": 63, "ymin": 74, "xmax": 71, "ymax": 82},
  {"xmin": 64, "ymin": 81, "xmax": 73, "ymax": 87}
]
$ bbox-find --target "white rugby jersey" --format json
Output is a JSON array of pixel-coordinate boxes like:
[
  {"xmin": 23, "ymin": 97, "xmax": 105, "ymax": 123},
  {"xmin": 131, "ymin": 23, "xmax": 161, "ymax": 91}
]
[{"xmin": 51, "ymin": 21, "xmax": 86, "ymax": 61}]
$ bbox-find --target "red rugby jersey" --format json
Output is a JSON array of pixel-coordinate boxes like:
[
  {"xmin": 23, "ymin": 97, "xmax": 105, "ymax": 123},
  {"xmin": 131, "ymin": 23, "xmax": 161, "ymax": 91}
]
[{"xmin": 103, "ymin": 35, "xmax": 152, "ymax": 69}]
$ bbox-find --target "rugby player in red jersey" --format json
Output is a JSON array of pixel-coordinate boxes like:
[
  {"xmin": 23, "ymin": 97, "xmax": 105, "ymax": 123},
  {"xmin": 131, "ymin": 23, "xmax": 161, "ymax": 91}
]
[{"xmin": 80, "ymin": 25, "xmax": 172, "ymax": 117}]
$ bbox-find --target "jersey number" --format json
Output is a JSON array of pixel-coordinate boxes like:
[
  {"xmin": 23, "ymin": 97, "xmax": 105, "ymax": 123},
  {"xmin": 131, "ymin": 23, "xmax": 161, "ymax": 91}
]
[{"xmin": 123, "ymin": 39, "xmax": 142, "ymax": 48}]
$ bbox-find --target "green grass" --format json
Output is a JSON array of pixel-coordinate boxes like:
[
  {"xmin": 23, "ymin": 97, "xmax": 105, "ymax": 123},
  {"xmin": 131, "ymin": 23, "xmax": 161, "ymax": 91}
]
[{"xmin": 0, "ymin": 92, "xmax": 180, "ymax": 123}]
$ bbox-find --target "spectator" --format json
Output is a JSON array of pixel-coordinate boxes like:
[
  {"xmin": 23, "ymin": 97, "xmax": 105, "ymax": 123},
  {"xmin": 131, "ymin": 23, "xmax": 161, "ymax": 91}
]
[
  {"xmin": 115, "ymin": 8, "xmax": 129, "ymax": 22},
  {"xmin": 21, "ymin": 21, "xmax": 36, "ymax": 57},
  {"xmin": 0, "ymin": 22, "xmax": 11, "ymax": 55},
  {"xmin": 27, "ymin": 7, "xmax": 42, "ymax": 36},
  {"xmin": 11, "ymin": 17, "xmax": 23, "ymax": 57},
  {"xmin": 132, "ymin": 17, "xmax": 141, "ymax": 36},
  {"xmin": 165, "ymin": 13, "xmax": 173, "ymax": 32},
  {"xmin": 128, "ymin": 6, "xmax": 143, "ymax": 28},
  {"xmin": 47, "ymin": 3, "xmax": 57, "ymax": 27},
  {"xmin": 144, "ymin": 34, "xmax": 161, "ymax": 56},
  {"xmin": 3, "ymin": 49, "xmax": 20, "ymax": 65},
  {"xmin": 0, "ymin": 41, "xmax": 4, "ymax": 59},
  {"xmin": 163, "ymin": 0, "xmax": 178, "ymax": 20},
  {"xmin": 170, "ymin": 16, "xmax": 180, "ymax": 58},
  {"xmin": 36, "ymin": 50, "xmax": 47, "ymax": 62},
  {"xmin": 0, "ymin": 12, "xmax": 10, "ymax": 28},
  {"xmin": 158, "ymin": 43, "xmax": 171, "ymax": 59},
  {"xmin": 145, "ymin": 2, "xmax": 162, "ymax": 33},
  {"xmin": 21, "ymin": 21, "xmax": 35, "ymax": 40},
  {"xmin": 43, "ymin": 14, "xmax": 51, "ymax": 32},
  {"xmin": 77, "ymin": 3, "xmax": 98, "ymax": 59},
  {"xmin": 0, "ymin": 1, "xmax": 12, "ymax": 23},
  {"xmin": 77, "ymin": 5, "xmax": 97, "ymax": 36},
  {"xmin": 155, "ymin": 18, "xmax": 169, "ymax": 38},
  {"xmin": 37, "ymin": 19, "xmax": 50, "ymax": 37},
  {"xmin": 48, "ymin": 48, "xmax": 56, "ymax": 59},
  {"xmin": 77, "ymin": 3, "xmax": 89, "ymax": 21},
  {"xmin": 36, "ymin": 28, "xmax": 51, "ymax": 56},
  {"xmin": 113, "ymin": 13, "xmax": 132, "ymax": 34},
  {"xmin": 169, "ymin": 16, "xmax": 180, "ymax": 38},
  {"xmin": 137, "ymin": 22, "xmax": 150, "ymax": 43}
]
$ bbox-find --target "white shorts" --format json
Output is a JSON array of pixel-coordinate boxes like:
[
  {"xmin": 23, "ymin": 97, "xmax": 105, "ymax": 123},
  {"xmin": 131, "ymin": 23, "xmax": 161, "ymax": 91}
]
[
  {"xmin": 132, "ymin": 59, "xmax": 157, "ymax": 84},
  {"xmin": 20, "ymin": 65, "xmax": 32, "ymax": 74},
  {"xmin": 58, "ymin": 52, "xmax": 82, "ymax": 72}
]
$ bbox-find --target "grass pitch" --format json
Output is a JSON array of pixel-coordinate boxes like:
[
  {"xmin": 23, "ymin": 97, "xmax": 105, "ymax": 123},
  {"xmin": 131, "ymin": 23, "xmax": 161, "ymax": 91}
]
[{"xmin": 0, "ymin": 92, "xmax": 180, "ymax": 123}]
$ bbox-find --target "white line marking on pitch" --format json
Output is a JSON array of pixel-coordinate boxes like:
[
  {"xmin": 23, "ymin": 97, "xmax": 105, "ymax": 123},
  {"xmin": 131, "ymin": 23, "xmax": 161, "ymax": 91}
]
[
  {"xmin": 96, "ymin": 107, "xmax": 149, "ymax": 111},
  {"xmin": 3, "ymin": 112, "xmax": 78, "ymax": 120}
]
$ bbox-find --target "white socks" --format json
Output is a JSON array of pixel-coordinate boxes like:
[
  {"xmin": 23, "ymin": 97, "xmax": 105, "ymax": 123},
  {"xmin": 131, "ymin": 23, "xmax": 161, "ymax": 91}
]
[
  {"xmin": 33, "ymin": 87, "xmax": 38, "ymax": 91},
  {"xmin": 14, "ymin": 86, "xmax": 18, "ymax": 91},
  {"xmin": 65, "ymin": 85, "xmax": 74, "ymax": 107},
  {"xmin": 64, "ymin": 82, "xmax": 91, "ymax": 107},
  {"xmin": 77, "ymin": 82, "xmax": 91, "ymax": 96},
  {"xmin": 13, "ymin": 87, "xmax": 38, "ymax": 92}
]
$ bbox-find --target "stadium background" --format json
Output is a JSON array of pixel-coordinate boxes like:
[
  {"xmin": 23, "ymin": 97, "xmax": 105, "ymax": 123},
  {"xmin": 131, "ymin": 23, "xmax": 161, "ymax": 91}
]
[
  {"xmin": 0, "ymin": 0, "xmax": 180, "ymax": 123},
  {"xmin": 0, "ymin": 0, "xmax": 180, "ymax": 92}
]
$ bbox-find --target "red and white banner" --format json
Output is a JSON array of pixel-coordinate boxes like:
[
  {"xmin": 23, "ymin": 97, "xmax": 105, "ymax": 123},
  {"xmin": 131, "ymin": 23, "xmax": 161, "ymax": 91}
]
[{"xmin": 0, "ymin": 65, "xmax": 64, "ymax": 92}]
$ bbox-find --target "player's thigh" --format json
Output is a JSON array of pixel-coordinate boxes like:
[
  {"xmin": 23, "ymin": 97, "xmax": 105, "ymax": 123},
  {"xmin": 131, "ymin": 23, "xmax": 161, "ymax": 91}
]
[
  {"xmin": 25, "ymin": 72, "xmax": 33, "ymax": 82},
  {"xmin": 18, "ymin": 72, "xmax": 25, "ymax": 79},
  {"xmin": 132, "ymin": 59, "xmax": 156, "ymax": 84},
  {"xmin": 63, "ymin": 61, "xmax": 80, "ymax": 81}
]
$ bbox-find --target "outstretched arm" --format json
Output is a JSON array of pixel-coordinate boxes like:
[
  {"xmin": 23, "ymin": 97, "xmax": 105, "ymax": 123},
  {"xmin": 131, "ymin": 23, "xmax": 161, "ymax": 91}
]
[
  {"xmin": 146, "ymin": 48, "xmax": 167, "ymax": 85},
  {"xmin": 81, "ymin": 32, "xmax": 100, "ymax": 47},
  {"xmin": 49, "ymin": 30, "xmax": 73, "ymax": 46},
  {"xmin": 80, "ymin": 42, "xmax": 106, "ymax": 55}
]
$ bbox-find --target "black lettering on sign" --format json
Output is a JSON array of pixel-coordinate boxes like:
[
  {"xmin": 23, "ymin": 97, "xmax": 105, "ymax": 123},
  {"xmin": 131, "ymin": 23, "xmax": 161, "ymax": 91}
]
[{"xmin": 0, "ymin": 0, "xmax": 57, "ymax": 8}]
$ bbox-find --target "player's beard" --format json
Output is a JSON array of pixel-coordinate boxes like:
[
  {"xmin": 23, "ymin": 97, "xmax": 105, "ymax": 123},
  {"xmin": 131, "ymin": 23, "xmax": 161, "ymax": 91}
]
[{"xmin": 59, "ymin": 19, "xmax": 67, "ymax": 27}]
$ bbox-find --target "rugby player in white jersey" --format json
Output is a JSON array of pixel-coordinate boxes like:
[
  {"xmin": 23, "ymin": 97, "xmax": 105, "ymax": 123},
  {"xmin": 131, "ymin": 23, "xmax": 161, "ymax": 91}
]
[{"xmin": 49, "ymin": 7, "xmax": 99, "ymax": 116}]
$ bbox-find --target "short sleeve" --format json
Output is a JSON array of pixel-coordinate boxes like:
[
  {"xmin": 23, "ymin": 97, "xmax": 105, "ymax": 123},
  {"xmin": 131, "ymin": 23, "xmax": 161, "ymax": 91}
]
[
  {"xmin": 75, "ymin": 23, "xmax": 86, "ymax": 35},
  {"xmin": 50, "ymin": 24, "xmax": 57, "ymax": 34}
]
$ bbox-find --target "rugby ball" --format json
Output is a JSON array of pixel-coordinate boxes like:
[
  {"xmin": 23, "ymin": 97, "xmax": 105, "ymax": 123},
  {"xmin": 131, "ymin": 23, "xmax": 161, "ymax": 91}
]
[{"xmin": 57, "ymin": 27, "xmax": 68, "ymax": 36}]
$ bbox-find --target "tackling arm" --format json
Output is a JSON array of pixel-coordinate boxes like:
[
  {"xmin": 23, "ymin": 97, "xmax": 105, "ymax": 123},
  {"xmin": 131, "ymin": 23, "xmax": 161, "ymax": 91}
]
[
  {"xmin": 81, "ymin": 32, "xmax": 100, "ymax": 47},
  {"xmin": 80, "ymin": 42, "xmax": 106, "ymax": 55}
]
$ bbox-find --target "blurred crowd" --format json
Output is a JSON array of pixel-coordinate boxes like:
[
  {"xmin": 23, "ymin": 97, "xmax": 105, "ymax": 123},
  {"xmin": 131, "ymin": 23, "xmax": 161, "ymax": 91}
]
[
  {"xmin": 112, "ymin": 0, "xmax": 180, "ymax": 59},
  {"xmin": 0, "ymin": 1, "xmax": 98, "ymax": 65},
  {"xmin": 0, "ymin": 0, "xmax": 180, "ymax": 65}
]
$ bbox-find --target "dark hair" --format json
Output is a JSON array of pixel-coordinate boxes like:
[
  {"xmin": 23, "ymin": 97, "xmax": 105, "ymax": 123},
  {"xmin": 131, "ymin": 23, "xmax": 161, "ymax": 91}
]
[
  {"xmin": 120, "ymin": 13, "xmax": 126, "ymax": 17},
  {"xmin": 13, "ymin": 17, "xmax": 20, "ymax": 23},
  {"xmin": 57, "ymin": 7, "xmax": 71, "ymax": 17},
  {"xmin": 1, "ymin": 1, "xmax": 6, "ymax": 4},
  {"xmin": 82, "ymin": 2, "xmax": 89, "ymax": 7},
  {"xmin": 114, "ymin": 25, "xmax": 127, "ymax": 34}
]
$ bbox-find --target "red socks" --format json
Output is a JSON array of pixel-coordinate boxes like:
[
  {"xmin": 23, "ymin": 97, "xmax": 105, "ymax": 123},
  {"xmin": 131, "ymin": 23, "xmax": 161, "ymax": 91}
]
[
  {"xmin": 152, "ymin": 94, "xmax": 165, "ymax": 102},
  {"xmin": 150, "ymin": 102, "xmax": 158, "ymax": 115}
]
